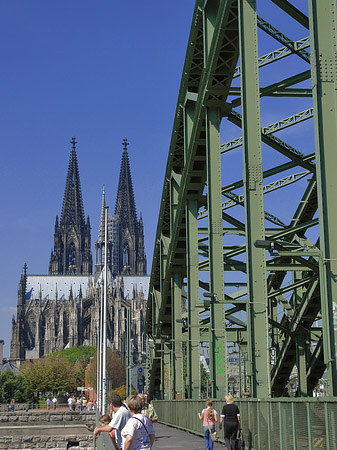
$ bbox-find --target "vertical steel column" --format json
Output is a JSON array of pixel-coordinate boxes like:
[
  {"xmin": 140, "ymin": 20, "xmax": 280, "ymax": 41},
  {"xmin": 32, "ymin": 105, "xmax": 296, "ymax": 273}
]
[
  {"xmin": 163, "ymin": 341, "xmax": 171, "ymax": 399},
  {"xmin": 309, "ymin": 0, "xmax": 337, "ymax": 396},
  {"xmin": 296, "ymin": 333, "xmax": 308, "ymax": 396},
  {"xmin": 184, "ymin": 92, "xmax": 200, "ymax": 399},
  {"xmin": 186, "ymin": 197, "xmax": 201, "ymax": 399},
  {"xmin": 238, "ymin": 0, "xmax": 270, "ymax": 397},
  {"xmin": 172, "ymin": 271, "xmax": 184, "ymax": 398},
  {"xmin": 205, "ymin": 107, "xmax": 227, "ymax": 398},
  {"xmin": 170, "ymin": 175, "xmax": 184, "ymax": 398}
]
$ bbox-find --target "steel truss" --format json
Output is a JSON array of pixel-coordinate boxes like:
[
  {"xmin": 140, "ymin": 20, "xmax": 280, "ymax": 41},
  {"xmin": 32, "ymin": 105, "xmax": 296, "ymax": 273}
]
[{"xmin": 145, "ymin": 0, "xmax": 337, "ymax": 399}]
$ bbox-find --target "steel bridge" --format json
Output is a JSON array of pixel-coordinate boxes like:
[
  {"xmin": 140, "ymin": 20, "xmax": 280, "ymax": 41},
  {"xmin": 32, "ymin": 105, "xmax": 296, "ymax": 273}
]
[{"xmin": 145, "ymin": 0, "xmax": 337, "ymax": 402}]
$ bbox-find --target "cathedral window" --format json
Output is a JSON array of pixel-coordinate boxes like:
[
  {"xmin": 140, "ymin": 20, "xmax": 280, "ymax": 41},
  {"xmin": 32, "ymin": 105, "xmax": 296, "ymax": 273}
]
[
  {"xmin": 69, "ymin": 243, "xmax": 76, "ymax": 267},
  {"xmin": 123, "ymin": 245, "xmax": 129, "ymax": 267}
]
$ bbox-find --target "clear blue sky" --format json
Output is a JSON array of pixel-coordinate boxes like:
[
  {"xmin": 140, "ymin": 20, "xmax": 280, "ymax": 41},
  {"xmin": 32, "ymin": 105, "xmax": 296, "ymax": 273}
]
[{"xmin": 0, "ymin": 0, "xmax": 196, "ymax": 356}]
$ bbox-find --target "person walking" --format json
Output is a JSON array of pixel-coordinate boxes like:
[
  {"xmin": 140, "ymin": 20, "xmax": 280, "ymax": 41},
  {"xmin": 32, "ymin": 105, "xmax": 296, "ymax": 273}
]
[
  {"xmin": 139, "ymin": 393, "xmax": 158, "ymax": 423},
  {"xmin": 198, "ymin": 399, "xmax": 218, "ymax": 450},
  {"xmin": 46, "ymin": 398, "xmax": 51, "ymax": 410},
  {"xmin": 219, "ymin": 394, "xmax": 240, "ymax": 450},
  {"xmin": 94, "ymin": 394, "xmax": 131, "ymax": 450},
  {"xmin": 10, "ymin": 399, "xmax": 15, "ymax": 413},
  {"xmin": 52, "ymin": 396, "xmax": 57, "ymax": 410},
  {"xmin": 67, "ymin": 396, "xmax": 73, "ymax": 411},
  {"xmin": 122, "ymin": 395, "xmax": 155, "ymax": 450}
]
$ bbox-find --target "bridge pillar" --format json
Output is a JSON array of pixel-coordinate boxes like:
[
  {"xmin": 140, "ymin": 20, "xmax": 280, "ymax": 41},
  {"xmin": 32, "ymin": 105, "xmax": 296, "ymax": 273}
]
[
  {"xmin": 238, "ymin": 0, "xmax": 270, "ymax": 397},
  {"xmin": 172, "ymin": 271, "xmax": 184, "ymax": 399},
  {"xmin": 309, "ymin": 0, "xmax": 337, "ymax": 396},
  {"xmin": 186, "ymin": 197, "xmax": 201, "ymax": 399},
  {"xmin": 205, "ymin": 106, "xmax": 227, "ymax": 398}
]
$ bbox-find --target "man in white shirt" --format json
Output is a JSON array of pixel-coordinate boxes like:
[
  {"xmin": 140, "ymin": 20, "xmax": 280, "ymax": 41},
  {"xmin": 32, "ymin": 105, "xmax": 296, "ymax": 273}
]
[
  {"xmin": 94, "ymin": 395, "xmax": 131, "ymax": 450},
  {"xmin": 67, "ymin": 396, "xmax": 73, "ymax": 411}
]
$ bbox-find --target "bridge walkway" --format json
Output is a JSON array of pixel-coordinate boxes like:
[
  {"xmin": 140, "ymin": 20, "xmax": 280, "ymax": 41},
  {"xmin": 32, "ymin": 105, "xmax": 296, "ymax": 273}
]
[{"xmin": 101, "ymin": 423, "xmax": 226, "ymax": 449}]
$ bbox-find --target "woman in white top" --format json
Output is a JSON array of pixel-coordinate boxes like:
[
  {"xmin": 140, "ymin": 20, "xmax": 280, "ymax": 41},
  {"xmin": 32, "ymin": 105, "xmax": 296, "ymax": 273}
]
[{"xmin": 122, "ymin": 395, "xmax": 155, "ymax": 450}]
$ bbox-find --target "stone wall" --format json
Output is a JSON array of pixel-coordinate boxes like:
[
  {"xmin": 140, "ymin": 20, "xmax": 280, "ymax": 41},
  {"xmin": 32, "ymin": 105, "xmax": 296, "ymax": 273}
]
[
  {"xmin": 0, "ymin": 434, "xmax": 95, "ymax": 449},
  {"xmin": 0, "ymin": 410, "xmax": 95, "ymax": 423},
  {"xmin": 0, "ymin": 411, "xmax": 96, "ymax": 449}
]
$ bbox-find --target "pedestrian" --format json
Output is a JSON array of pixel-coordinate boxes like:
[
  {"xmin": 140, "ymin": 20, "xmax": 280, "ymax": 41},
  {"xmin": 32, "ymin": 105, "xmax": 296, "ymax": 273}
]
[
  {"xmin": 10, "ymin": 399, "xmax": 15, "ymax": 413},
  {"xmin": 219, "ymin": 394, "xmax": 240, "ymax": 450},
  {"xmin": 94, "ymin": 394, "xmax": 131, "ymax": 450},
  {"xmin": 46, "ymin": 398, "xmax": 51, "ymax": 410},
  {"xmin": 82, "ymin": 396, "xmax": 87, "ymax": 411},
  {"xmin": 67, "ymin": 396, "xmax": 73, "ymax": 411},
  {"xmin": 138, "ymin": 393, "xmax": 158, "ymax": 423},
  {"xmin": 98, "ymin": 414, "xmax": 119, "ymax": 450},
  {"xmin": 52, "ymin": 396, "xmax": 57, "ymax": 410},
  {"xmin": 198, "ymin": 399, "xmax": 218, "ymax": 450},
  {"xmin": 122, "ymin": 395, "xmax": 155, "ymax": 449}
]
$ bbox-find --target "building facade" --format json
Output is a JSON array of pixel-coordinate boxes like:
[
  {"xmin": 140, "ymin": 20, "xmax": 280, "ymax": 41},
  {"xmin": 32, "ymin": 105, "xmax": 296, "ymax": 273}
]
[{"xmin": 10, "ymin": 137, "xmax": 149, "ymax": 367}]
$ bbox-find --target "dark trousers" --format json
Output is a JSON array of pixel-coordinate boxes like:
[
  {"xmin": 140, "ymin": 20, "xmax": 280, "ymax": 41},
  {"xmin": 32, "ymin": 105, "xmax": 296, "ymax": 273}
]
[{"xmin": 224, "ymin": 421, "xmax": 238, "ymax": 450}]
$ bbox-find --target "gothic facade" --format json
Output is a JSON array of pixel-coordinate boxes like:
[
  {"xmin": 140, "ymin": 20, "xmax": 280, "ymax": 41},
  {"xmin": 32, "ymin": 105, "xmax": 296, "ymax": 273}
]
[{"xmin": 10, "ymin": 138, "xmax": 149, "ymax": 370}]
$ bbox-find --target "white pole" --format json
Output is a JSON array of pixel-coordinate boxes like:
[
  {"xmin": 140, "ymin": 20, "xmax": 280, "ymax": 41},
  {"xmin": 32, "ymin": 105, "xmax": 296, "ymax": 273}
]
[
  {"xmin": 96, "ymin": 326, "xmax": 100, "ymax": 410},
  {"xmin": 98, "ymin": 281, "xmax": 103, "ymax": 412},
  {"xmin": 102, "ymin": 206, "xmax": 108, "ymax": 414}
]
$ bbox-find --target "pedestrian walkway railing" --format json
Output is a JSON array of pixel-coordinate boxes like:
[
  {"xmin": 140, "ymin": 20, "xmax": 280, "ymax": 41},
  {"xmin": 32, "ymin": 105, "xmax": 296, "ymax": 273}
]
[
  {"xmin": 0, "ymin": 402, "xmax": 96, "ymax": 412},
  {"xmin": 153, "ymin": 398, "xmax": 337, "ymax": 450}
]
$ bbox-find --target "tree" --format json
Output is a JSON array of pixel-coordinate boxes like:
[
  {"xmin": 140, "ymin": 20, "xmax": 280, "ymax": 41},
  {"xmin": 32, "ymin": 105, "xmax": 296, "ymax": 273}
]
[
  {"xmin": 87, "ymin": 348, "xmax": 126, "ymax": 392},
  {"xmin": 0, "ymin": 370, "xmax": 34, "ymax": 403},
  {"xmin": 21, "ymin": 356, "xmax": 77, "ymax": 394},
  {"xmin": 200, "ymin": 363, "xmax": 210, "ymax": 399},
  {"xmin": 48, "ymin": 345, "xmax": 96, "ymax": 385}
]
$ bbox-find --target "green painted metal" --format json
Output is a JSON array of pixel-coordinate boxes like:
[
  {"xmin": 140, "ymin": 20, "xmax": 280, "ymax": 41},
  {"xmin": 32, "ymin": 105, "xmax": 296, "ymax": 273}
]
[
  {"xmin": 309, "ymin": 0, "xmax": 337, "ymax": 396},
  {"xmin": 145, "ymin": 0, "xmax": 337, "ymax": 400},
  {"xmin": 153, "ymin": 398, "xmax": 337, "ymax": 450}
]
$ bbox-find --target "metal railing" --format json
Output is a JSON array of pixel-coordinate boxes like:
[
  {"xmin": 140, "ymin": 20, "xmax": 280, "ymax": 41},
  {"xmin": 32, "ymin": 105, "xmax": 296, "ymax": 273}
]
[
  {"xmin": 0, "ymin": 402, "xmax": 96, "ymax": 412},
  {"xmin": 153, "ymin": 398, "xmax": 337, "ymax": 450}
]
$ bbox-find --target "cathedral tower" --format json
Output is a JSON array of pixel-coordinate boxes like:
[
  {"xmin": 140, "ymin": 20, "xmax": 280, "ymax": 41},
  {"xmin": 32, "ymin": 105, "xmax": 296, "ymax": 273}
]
[
  {"xmin": 94, "ymin": 138, "xmax": 146, "ymax": 275},
  {"xmin": 49, "ymin": 137, "xmax": 92, "ymax": 275},
  {"xmin": 114, "ymin": 138, "xmax": 147, "ymax": 275}
]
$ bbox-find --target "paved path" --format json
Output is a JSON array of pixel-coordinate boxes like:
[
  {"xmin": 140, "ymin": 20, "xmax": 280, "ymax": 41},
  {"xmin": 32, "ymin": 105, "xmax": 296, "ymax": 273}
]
[
  {"xmin": 153, "ymin": 423, "xmax": 226, "ymax": 449},
  {"xmin": 101, "ymin": 423, "xmax": 226, "ymax": 450}
]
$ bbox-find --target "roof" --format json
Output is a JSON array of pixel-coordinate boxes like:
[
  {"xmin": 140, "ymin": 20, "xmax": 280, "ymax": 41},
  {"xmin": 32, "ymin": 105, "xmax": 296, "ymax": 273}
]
[
  {"xmin": 0, "ymin": 362, "xmax": 20, "ymax": 374},
  {"xmin": 25, "ymin": 275, "xmax": 92, "ymax": 300},
  {"xmin": 116, "ymin": 276, "xmax": 150, "ymax": 300},
  {"xmin": 24, "ymin": 274, "xmax": 150, "ymax": 301}
]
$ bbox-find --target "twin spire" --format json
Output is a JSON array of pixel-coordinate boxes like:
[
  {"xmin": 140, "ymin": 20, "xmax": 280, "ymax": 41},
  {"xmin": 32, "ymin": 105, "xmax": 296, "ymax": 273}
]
[
  {"xmin": 50, "ymin": 136, "xmax": 146, "ymax": 276},
  {"xmin": 60, "ymin": 136, "xmax": 85, "ymax": 227}
]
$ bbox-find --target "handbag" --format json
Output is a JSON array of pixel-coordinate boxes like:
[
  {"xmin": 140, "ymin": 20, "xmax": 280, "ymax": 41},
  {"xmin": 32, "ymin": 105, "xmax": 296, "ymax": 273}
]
[
  {"xmin": 206, "ymin": 415, "xmax": 219, "ymax": 442},
  {"xmin": 235, "ymin": 429, "xmax": 245, "ymax": 450}
]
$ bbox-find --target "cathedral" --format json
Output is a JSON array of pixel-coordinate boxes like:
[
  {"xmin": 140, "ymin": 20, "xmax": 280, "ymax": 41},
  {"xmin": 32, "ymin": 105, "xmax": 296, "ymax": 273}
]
[{"xmin": 10, "ymin": 137, "xmax": 149, "ymax": 371}]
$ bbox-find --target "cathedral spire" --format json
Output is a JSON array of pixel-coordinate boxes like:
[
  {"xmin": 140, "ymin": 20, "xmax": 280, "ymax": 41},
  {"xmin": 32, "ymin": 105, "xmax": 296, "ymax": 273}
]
[
  {"xmin": 115, "ymin": 137, "xmax": 137, "ymax": 232},
  {"xmin": 60, "ymin": 136, "xmax": 85, "ymax": 227},
  {"xmin": 112, "ymin": 138, "xmax": 147, "ymax": 275},
  {"xmin": 49, "ymin": 137, "xmax": 92, "ymax": 275}
]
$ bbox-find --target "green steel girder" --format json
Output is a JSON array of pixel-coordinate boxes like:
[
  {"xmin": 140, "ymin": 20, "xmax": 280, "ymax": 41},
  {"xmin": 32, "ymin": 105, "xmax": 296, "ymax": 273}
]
[
  {"xmin": 221, "ymin": 107, "xmax": 313, "ymax": 152},
  {"xmin": 146, "ymin": 0, "xmax": 337, "ymax": 400},
  {"xmin": 270, "ymin": 0, "xmax": 309, "ymax": 29},
  {"xmin": 233, "ymin": 36, "xmax": 310, "ymax": 78},
  {"xmin": 257, "ymin": 15, "xmax": 310, "ymax": 62}
]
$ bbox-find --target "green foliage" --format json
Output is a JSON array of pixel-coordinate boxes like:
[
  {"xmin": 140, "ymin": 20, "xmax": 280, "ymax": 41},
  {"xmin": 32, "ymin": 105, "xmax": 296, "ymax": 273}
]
[
  {"xmin": 200, "ymin": 363, "xmax": 210, "ymax": 399},
  {"xmin": 48, "ymin": 346, "xmax": 96, "ymax": 364},
  {"xmin": 48, "ymin": 345, "xmax": 96, "ymax": 385},
  {"xmin": 0, "ymin": 369, "xmax": 34, "ymax": 403},
  {"xmin": 21, "ymin": 356, "xmax": 77, "ymax": 394}
]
